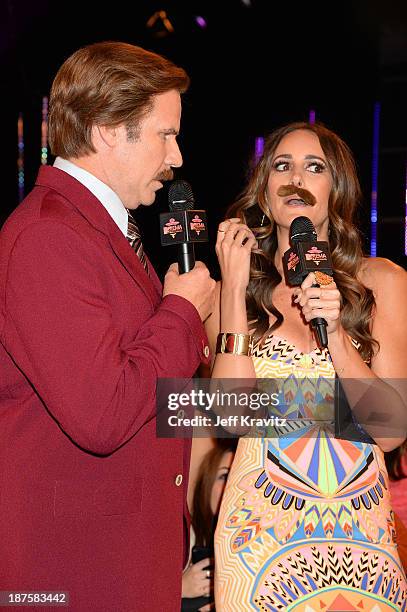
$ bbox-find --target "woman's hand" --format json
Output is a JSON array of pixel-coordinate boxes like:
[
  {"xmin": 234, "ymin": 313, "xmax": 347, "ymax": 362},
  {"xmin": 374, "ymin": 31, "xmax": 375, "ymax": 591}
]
[
  {"xmin": 293, "ymin": 272, "xmax": 342, "ymax": 335},
  {"xmin": 216, "ymin": 218, "xmax": 258, "ymax": 293},
  {"xmin": 182, "ymin": 557, "xmax": 212, "ymax": 599}
]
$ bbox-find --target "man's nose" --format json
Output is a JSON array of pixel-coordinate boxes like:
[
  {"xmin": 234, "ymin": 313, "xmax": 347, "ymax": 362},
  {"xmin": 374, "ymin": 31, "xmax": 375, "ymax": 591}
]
[{"xmin": 167, "ymin": 139, "xmax": 183, "ymax": 168}]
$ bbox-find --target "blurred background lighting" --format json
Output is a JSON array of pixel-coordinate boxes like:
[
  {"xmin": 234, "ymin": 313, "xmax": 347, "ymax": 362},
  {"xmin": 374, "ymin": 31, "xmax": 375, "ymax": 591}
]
[{"xmin": 195, "ymin": 16, "xmax": 207, "ymax": 29}]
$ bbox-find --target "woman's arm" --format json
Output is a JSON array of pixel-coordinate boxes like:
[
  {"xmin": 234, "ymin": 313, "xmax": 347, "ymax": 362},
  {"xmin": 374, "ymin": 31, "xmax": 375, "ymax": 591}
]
[
  {"xmin": 295, "ymin": 258, "xmax": 407, "ymax": 451},
  {"xmin": 203, "ymin": 221, "xmax": 258, "ymax": 429},
  {"xmin": 205, "ymin": 219, "xmax": 257, "ymax": 380}
]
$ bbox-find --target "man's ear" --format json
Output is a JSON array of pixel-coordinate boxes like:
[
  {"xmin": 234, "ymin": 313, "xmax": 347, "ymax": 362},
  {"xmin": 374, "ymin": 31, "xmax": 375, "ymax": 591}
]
[{"xmin": 92, "ymin": 125, "xmax": 118, "ymax": 150}]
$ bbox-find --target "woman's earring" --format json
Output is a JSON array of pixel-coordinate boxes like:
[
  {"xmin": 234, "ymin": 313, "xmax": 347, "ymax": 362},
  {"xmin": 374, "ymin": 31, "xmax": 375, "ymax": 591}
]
[{"xmin": 260, "ymin": 214, "xmax": 266, "ymax": 227}]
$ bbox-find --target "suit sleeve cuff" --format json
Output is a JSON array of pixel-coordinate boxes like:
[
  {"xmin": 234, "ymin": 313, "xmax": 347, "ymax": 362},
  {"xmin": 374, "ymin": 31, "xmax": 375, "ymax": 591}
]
[{"xmin": 160, "ymin": 294, "xmax": 211, "ymax": 365}]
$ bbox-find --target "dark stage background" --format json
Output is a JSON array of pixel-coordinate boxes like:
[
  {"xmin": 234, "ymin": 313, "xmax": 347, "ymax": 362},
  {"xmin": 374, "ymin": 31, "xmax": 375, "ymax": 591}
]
[{"xmin": 1, "ymin": 0, "xmax": 406, "ymax": 277}]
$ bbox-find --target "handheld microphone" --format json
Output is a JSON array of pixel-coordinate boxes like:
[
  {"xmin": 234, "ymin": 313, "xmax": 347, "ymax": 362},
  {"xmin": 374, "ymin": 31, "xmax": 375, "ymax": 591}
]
[
  {"xmin": 283, "ymin": 216, "xmax": 333, "ymax": 349},
  {"xmin": 159, "ymin": 180, "xmax": 209, "ymax": 273}
]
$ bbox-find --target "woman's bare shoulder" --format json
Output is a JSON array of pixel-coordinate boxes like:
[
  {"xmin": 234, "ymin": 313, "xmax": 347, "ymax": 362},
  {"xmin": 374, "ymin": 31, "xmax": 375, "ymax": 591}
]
[{"xmin": 358, "ymin": 257, "xmax": 406, "ymax": 295}]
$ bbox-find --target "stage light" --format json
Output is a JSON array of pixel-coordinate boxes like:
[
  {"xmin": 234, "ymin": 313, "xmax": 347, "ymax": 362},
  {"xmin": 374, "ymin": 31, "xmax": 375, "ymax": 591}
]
[
  {"xmin": 370, "ymin": 102, "xmax": 380, "ymax": 257},
  {"xmin": 255, "ymin": 136, "xmax": 264, "ymax": 162},
  {"xmin": 17, "ymin": 113, "xmax": 24, "ymax": 202},
  {"xmin": 195, "ymin": 16, "xmax": 207, "ymax": 29},
  {"xmin": 41, "ymin": 97, "xmax": 49, "ymax": 166},
  {"xmin": 146, "ymin": 10, "xmax": 174, "ymax": 38}
]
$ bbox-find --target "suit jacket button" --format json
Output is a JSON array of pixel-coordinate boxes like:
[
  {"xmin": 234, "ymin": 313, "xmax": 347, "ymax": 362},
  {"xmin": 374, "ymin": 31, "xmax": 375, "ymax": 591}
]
[
  {"xmin": 175, "ymin": 474, "xmax": 183, "ymax": 487},
  {"xmin": 177, "ymin": 409, "xmax": 185, "ymax": 419},
  {"xmin": 203, "ymin": 345, "xmax": 210, "ymax": 358}
]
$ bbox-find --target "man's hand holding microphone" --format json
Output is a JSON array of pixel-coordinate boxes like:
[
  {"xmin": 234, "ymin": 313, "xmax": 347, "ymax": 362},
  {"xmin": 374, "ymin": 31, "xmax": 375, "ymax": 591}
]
[{"xmin": 161, "ymin": 180, "xmax": 215, "ymax": 322}]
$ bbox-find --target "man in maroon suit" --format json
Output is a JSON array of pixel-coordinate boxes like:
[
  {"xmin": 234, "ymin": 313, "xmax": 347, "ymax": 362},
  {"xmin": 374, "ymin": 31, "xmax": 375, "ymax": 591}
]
[{"xmin": 0, "ymin": 42, "xmax": 215, "ymax": 611}]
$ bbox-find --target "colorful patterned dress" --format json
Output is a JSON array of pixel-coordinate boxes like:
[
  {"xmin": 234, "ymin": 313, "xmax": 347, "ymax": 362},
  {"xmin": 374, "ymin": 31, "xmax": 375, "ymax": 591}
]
[{"xmin": 214, "ymin": 335, "xmax": 407, "ymax": 611}]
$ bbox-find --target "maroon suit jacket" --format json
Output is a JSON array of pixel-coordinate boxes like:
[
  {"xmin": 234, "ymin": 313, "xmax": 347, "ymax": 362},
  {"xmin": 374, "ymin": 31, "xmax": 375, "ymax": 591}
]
[{"xmin": 0, "ymin": 167, "xmax": 209, "ymax": 611}]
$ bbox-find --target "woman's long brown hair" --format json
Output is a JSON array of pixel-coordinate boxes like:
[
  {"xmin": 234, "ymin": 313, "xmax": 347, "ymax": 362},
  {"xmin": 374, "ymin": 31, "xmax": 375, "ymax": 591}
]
[
  {"xmin": 226, "ymin": 122, "xmax": 377, "ymax": 361},
  {"xmin": 385, "ymin": 441, "xmax": 407, "ymax": 481},
  {"xmin": 192, "ymin": 443, "xmax": 235, "ymax": 547}
]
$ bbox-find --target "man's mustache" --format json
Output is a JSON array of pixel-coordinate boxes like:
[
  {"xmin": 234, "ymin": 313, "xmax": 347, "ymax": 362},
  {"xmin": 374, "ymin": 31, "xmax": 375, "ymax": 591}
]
[
  {"xmin": 155, "ymin": 169, "xmax": 174, "ymax": 182},
  {"xmin": 277, "ymin": 184, "xmax": 316, "ymax": 206}
]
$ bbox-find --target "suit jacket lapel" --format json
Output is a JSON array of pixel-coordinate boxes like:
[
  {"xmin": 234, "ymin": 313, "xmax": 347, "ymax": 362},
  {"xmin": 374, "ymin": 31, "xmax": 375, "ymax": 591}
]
[
  {"xmin": 36, "ymin": 166, "xmax": 161, "ymax": 308},
  {"xmin": 106, "ymin": 229, "xmax": 161, "ymax": 307}
]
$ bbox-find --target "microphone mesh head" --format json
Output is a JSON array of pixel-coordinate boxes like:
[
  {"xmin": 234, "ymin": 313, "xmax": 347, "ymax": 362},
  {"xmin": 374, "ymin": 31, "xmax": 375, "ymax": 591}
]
[
  {"xmin": 168, "ymin": 180, "xmax": 195, "ymax": 211},
  {"xmin": 289, "ymin": 216, "xmax": 317, "ymax": 244}
]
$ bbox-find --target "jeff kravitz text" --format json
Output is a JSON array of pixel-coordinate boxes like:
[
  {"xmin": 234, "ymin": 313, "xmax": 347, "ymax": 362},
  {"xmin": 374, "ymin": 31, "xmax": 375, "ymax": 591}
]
[
  {"xmin": 168, "ymin": 414, "xmax": 287, "ymax": 428},
  {"xmin": 166, "ymin": 389, "xmax": 286, "ymax": 429}
]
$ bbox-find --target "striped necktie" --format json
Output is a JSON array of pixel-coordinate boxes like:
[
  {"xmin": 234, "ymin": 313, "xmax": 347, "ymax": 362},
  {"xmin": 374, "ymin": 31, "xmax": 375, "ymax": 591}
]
[{"xmin": 126, "ymin": 210, "xmax": 149, "ymax": 274}]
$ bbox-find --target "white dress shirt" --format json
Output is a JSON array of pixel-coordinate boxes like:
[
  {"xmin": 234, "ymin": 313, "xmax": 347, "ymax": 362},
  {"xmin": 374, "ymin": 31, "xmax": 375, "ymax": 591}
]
[{"xmin": 53, "ymin": 157, "xmax": 128, "ymax": 237}]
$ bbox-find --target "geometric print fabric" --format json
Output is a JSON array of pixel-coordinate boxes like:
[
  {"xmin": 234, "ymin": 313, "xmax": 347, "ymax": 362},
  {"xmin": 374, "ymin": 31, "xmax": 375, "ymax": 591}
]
[{"xmin": 214, "ymin": 335, "xmax": 407, "ymax": 611}]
